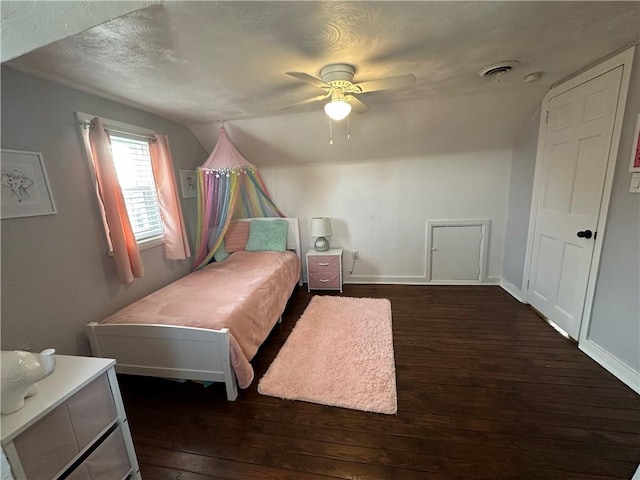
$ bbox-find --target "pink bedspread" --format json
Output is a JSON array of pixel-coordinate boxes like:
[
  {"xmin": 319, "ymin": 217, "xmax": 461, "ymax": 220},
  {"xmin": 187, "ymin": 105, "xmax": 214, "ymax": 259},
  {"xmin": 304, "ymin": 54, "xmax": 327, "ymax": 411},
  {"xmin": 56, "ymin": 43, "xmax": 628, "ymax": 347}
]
[{"xmin": 100, "ymin": 250, "xmax": 301, "ymax": 388}]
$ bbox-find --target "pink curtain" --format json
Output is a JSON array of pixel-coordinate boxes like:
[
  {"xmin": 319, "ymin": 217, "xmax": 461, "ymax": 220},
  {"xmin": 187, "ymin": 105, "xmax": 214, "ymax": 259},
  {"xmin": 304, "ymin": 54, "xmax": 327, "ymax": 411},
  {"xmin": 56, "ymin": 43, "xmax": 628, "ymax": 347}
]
[
  {"xmin": 149, "ymin": 134, "xmax": 191, "ymax": 260},
  {"xmin": 82, "ymin": 117, "xmax": 144, "ymax": 284}
]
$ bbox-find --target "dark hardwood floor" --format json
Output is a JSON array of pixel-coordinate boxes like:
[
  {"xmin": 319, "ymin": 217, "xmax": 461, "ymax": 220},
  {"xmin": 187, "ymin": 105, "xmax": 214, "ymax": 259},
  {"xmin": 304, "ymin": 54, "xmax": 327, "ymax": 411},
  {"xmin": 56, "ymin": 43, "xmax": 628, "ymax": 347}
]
[{"xmin": 119, "ymin": 285, "xmax": 640, "ymax": 479}]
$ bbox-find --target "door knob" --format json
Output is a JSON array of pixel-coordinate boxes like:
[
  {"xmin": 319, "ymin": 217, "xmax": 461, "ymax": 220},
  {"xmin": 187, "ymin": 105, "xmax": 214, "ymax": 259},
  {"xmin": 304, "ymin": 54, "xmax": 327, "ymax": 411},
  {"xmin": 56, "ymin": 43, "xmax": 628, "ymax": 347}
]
[{"xmin": 577, "ymin": 229, "xmax": 593, "ymax": 239}]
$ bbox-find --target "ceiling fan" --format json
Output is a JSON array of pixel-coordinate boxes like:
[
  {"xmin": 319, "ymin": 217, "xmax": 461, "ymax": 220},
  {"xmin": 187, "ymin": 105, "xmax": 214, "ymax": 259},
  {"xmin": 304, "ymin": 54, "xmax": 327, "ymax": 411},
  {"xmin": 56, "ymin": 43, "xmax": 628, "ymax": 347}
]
[{"xmin": 282, "ymin": 63, "xmax": 416, "ymax": 120}]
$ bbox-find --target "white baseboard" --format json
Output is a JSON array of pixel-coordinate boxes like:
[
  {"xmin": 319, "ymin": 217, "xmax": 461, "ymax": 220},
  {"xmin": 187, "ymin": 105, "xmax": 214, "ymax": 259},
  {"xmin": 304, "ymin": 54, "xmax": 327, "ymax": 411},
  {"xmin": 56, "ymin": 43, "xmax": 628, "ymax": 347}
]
[
  {"xmin": 344, "ymin": 275, "xmax": 500, "ymax": 285},
  {"xmin": 579, "ymin": 338, "xmax": 640, "ymax": 395},
  {"xmin": 500, "ymin": 278, "xmax": 525, "ymax": 302},
  {"xmin": 342, "ymin": 274, "xmax": 424, "ymax": 285}
]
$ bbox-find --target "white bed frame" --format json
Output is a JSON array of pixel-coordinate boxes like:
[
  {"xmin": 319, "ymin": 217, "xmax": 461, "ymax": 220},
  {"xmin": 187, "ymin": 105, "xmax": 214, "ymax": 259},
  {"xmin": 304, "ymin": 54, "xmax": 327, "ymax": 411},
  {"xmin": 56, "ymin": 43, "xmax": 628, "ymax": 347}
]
[{"xmin": 86, "ymin": 217, "xmax": 302, "ymax": 401}]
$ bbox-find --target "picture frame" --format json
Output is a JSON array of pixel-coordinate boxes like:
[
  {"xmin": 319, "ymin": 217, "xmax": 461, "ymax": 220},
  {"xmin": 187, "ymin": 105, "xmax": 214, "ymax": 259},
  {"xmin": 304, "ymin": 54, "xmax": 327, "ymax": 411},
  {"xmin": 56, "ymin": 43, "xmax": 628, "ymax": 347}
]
[
  {"xmin": 630, "ymin": 114, "xmax": 640, "ymax": 173},
  {"xmin": 178, "ymin": 169, "xmax": 197, "ymax": 198},
  {"xmin": 1, "ymin": 149, "xmax": 57, "ymax": 219}
]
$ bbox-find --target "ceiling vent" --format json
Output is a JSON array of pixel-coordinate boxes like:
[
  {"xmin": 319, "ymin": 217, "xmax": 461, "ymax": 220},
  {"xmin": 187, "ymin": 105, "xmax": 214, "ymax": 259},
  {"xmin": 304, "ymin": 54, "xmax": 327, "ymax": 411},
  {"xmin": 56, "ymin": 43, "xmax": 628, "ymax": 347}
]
[{"xmin": 478, "ymin": 61, "xmax": 520, "ymax": 79}]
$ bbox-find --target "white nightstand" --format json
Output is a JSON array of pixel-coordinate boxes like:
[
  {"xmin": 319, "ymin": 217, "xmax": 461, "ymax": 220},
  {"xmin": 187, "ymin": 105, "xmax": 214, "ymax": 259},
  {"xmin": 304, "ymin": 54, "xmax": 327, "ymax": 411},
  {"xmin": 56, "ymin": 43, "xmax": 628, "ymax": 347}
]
[
  {"xmin": 306, "ymin": 248, "xmax": 343, "ymax": 292},
  {"xmin": 1, "ymin": 355, "xmax": 140, "ymax": 480}
]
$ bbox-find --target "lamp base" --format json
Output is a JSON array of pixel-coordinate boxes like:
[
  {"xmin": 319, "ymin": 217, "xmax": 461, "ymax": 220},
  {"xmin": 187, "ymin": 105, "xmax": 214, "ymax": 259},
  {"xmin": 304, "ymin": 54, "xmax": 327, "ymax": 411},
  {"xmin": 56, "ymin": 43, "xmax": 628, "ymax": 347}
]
[{"xmin": 314, "ymin": 237, "xmax": 329, "ymax": 252}]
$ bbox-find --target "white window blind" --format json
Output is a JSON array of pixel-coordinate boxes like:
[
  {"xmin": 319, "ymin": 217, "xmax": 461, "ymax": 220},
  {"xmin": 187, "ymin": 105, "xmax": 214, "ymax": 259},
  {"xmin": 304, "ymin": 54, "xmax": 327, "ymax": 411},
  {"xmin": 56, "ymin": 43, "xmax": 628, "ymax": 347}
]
[{"xmin": 109, "ymin": 134, "xmax": 163, "ymax": 242}]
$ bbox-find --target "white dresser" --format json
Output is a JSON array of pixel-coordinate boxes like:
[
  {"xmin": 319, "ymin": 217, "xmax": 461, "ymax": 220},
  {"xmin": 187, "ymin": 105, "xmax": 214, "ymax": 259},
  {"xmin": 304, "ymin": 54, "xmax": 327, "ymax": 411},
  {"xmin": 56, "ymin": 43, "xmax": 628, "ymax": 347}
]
[{"xmin": 1, "ymin": 355, "xmax": 140, "ymax": 480}]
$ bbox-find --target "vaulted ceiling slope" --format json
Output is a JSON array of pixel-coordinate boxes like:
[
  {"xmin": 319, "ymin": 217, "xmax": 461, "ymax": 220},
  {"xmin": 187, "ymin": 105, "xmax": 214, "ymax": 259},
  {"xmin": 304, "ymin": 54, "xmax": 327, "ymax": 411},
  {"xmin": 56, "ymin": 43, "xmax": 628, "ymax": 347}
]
[
  {"xmin": 5, "ymin": 1, "xmax": 640, "ymax": 161},
  {"xmin": 0, "ymin": 0, "xmax": 159, "ymax": 63}
]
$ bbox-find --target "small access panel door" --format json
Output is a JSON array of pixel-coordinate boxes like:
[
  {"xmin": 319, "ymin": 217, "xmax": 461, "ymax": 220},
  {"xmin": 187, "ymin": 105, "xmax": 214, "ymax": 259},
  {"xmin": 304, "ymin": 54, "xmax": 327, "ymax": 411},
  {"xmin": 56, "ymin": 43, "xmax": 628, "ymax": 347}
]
[{"xmin": 427, "ymin": 221, "xmax": 488, "ymax": 283}]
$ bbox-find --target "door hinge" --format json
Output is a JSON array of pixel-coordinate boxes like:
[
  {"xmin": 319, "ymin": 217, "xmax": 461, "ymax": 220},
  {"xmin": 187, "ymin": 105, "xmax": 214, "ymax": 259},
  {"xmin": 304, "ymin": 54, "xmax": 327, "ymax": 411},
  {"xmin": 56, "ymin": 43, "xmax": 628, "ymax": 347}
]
[{"xmin": 545, "ymin": 111, "xmax": 549, "ymax": 124}]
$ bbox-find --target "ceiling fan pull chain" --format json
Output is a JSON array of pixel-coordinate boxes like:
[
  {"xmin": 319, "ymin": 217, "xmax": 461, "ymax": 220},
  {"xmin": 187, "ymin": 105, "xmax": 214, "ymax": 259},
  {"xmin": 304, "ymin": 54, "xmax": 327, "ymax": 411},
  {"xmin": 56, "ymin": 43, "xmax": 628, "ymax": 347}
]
[
  {"xmin": 347, "ymin": 115, "xmax": 350, "ymax": 140},
  {"xmin": 329, "ymin": 117, "xmax": 334, "ymax": 145}
]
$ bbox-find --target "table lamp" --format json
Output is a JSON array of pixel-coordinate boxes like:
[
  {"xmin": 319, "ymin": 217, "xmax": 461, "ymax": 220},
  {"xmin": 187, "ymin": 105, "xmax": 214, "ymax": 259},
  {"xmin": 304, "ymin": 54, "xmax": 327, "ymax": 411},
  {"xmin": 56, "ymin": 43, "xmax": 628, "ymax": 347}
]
[{"xmin": 310, "ymin": 217, "xmax": 332, "ymax": 252}]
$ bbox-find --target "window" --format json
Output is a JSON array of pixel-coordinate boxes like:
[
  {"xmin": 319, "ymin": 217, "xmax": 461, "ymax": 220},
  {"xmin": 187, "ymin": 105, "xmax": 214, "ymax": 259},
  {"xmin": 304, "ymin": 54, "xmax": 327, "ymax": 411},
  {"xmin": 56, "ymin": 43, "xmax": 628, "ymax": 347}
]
[
  {"xmin": 109, "ymin": 134, "xmax": 163, "ymax": 242},
  {"xmin": 79, "ymin": 111, "xmax": 190, "ymax": 273}
]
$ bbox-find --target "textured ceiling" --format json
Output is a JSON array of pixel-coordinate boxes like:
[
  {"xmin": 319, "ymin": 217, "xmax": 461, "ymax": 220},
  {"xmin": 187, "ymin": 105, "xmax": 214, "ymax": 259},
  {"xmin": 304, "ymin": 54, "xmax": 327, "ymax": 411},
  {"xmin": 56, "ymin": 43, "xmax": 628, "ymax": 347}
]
[
  {"xmin": 0, "ymin": 0, "xmax": 158, "ymax": 62},
  {"xmin": 5, "ymin": 1, "xmax": 640, "ymax": 155}
]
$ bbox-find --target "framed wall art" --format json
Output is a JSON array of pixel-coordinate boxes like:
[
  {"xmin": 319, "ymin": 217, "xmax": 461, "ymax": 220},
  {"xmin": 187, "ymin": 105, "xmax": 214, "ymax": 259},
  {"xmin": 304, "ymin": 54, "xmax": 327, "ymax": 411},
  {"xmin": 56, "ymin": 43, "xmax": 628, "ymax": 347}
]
[
  {"xmin": 629, "ymin": 114, "xmax": 640, "ymax": 172},
  {"xmin": 178, "ymin": 169, "xmax": 197, "ymax": 198},
  {"xmin": 1, "ymin": 149, "xmax": 57, "ymax": 219}
]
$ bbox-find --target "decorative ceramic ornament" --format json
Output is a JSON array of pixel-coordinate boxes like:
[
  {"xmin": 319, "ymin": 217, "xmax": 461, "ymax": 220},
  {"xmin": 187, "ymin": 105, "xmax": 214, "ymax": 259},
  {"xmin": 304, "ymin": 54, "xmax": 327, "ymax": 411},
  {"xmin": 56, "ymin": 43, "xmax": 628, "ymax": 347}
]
[{"xmin": 1, "ymin": 349, "xmax": 56, "ymax": 414}]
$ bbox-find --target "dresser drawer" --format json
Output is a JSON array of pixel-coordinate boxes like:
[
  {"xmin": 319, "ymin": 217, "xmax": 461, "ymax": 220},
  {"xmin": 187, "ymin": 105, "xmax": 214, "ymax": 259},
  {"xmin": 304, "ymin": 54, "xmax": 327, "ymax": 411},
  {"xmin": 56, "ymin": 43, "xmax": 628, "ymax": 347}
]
[
  {"xmin": 12, "ymin": 372, "xmax": 118, "ymax": 479},
  {"xmin": 307, "ymin": 255, "xmax": 340, "ymax": 273},
  {"xmin": 66, "ymin": 464, "xmax": 91, "ymax": 480},
  {"xmin": 309, "ymin": 272, "xmax": 340, "ymax": 289},
  {"xmin": 12, "ymin": 403, "xmax": 78, "ymax": 479},
  {"xmin": 67, "ymin": 425, "xmax": 132, "ymax": 480},
  {"xmin": 67, "ymin": 372, "xmax": 118, "ymax": 448}
]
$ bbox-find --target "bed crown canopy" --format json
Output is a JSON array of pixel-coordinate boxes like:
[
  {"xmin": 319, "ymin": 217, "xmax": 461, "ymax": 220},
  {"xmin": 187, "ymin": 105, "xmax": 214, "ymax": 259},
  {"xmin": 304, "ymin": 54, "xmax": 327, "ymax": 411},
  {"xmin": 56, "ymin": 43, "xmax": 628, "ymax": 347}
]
[{"xmin": 193, "ymin": 127, "xmax": 283, "ymax": 269}]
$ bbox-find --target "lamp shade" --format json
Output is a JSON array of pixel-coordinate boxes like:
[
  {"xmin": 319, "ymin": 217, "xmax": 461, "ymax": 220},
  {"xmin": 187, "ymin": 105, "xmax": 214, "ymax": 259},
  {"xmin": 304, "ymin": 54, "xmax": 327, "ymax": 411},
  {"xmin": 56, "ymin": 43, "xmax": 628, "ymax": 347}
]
[
  {"xmin": 324, "ymin": 100, "xmax": 351, "ymax": 121},
  {"xmin": 310, "ymin": 217, "xmax": 332, "ymax": 237}
]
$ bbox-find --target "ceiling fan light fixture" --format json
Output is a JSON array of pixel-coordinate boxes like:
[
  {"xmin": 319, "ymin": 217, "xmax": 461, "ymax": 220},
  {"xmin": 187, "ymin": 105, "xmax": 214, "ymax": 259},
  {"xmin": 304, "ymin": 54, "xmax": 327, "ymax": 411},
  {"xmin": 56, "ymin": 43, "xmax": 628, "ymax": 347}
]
[{"xmin": 324, "ymin": 99, "xmax": 351, "ymax": 121}]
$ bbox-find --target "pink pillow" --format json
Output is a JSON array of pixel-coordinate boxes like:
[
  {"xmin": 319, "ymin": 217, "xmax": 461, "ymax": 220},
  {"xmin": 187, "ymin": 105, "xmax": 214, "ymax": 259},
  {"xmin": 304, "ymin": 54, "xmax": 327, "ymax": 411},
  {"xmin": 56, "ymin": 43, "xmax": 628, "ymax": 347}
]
[{"xmin": 224, "ymin": 222, "xmax": 250, "ymax": 252}]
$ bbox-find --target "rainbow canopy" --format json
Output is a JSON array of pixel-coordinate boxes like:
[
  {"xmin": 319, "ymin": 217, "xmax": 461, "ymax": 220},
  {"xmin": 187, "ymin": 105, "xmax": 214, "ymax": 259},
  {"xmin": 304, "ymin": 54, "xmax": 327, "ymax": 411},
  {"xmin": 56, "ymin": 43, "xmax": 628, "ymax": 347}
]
[{"xmin": 193, "ymin": 127, "xmax": 283, "ymax": 270}]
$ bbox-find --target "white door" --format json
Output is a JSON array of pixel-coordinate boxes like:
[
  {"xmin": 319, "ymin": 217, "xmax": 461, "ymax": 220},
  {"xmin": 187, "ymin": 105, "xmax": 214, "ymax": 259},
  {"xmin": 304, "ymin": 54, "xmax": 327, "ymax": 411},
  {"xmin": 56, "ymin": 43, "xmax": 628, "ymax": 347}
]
[{"xmin": 527, "ymin": 66, "xmax": 623, "ymax": 339}]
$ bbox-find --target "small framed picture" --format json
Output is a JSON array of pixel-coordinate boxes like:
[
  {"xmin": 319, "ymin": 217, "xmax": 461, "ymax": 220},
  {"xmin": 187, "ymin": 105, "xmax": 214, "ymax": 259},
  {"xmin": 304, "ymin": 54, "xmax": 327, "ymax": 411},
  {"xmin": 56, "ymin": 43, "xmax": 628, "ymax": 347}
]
[
  {"xmin": 178, "ymin": 169, "xmax": 197, "ymax": 198},
  {"xmin": 630, "ymin": 114, "xmax": 640, "ymax": 173},
  {"xmin": 1, "ymin": 149, "xmax": 57, "ymax": 219}
]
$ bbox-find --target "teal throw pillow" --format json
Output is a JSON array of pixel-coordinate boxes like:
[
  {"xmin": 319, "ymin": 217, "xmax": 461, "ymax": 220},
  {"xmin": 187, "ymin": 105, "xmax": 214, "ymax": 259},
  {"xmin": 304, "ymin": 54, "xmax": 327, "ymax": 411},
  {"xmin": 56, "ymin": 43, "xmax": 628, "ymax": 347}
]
[
  {"xmin": 213, "ymin": 242, "xmax": 230, "ymax": 262},
  {"xmin": 245, "ymin": 219, "xmax": 289, "ymax": 252}
]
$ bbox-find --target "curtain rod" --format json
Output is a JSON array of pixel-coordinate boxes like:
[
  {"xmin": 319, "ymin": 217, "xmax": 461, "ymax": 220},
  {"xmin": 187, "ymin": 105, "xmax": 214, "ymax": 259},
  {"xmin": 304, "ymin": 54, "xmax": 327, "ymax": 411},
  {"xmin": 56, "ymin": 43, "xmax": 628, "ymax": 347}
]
[{"xmin": 80, "ymin": 121, "xmax": 157, "ymax": 142}]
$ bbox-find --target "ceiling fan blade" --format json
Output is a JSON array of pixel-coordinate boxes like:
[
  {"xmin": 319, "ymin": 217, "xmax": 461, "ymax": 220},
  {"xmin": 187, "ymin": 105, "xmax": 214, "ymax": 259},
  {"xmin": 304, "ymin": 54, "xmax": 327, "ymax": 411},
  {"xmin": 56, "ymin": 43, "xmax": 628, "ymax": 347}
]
[
  {"xmin": 278, "ymin": 92, "xmax": 331, "ymax": 111},
  {"xmin": 285, "ymin": 71, "xmax": 331, "ymax": 90},
  {"xmin": 354, "ymin": 74, "xmax": 416, "ymax": 93},
  {"xmin": 348, "ymin": 95, "xmax": 371, "ymax": 115}
]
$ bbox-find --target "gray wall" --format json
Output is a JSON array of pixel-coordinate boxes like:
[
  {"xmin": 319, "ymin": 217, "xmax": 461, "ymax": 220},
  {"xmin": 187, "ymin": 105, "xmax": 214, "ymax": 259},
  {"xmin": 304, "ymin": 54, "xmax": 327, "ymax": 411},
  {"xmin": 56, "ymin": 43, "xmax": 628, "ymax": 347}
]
[
  {"xmin": 588, "ymin": 53, "xmax": 640, "ymax": 372},
  {"xmin": 1, "ymin": 67, "xmax": 207, "ymax": 355},
  {"xmin": 502, "ymin": 107, "xmax": 541, "ymax": 290}
]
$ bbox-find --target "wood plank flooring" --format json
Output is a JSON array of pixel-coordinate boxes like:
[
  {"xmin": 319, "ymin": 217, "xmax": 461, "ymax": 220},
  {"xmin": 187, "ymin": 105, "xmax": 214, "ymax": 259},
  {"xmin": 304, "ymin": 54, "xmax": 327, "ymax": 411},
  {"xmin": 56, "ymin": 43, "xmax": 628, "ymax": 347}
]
[{"xmin": 118, "ymin": 285, "xmax": 640, "ymax": 479}]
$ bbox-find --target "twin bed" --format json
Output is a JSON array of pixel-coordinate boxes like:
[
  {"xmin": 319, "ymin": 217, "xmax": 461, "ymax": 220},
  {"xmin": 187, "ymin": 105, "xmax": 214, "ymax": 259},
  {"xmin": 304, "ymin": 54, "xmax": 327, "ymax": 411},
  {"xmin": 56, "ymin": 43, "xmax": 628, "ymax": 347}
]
[{"xmin": 86, "ymin": 217, "xmax": 302, "ymax": 401}]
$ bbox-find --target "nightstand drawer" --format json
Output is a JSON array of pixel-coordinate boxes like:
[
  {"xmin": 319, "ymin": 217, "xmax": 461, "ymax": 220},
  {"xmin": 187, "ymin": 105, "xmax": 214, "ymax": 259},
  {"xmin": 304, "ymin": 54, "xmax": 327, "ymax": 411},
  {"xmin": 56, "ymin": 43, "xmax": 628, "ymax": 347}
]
[
  {"xmin": 309, "ymin": 272, "xmax": 340, "ymax": 289},
  {"xmin": 307, "ymin": 255, "xmax": 340, "ymax": 273}
]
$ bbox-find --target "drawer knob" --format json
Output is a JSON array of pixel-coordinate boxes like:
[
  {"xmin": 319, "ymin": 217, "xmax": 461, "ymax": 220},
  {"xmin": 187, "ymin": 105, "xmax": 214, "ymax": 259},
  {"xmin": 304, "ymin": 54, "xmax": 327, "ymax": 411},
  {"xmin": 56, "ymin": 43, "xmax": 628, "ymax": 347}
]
[
  {"xmin": 319, "ymin": 279, "xmax": 330, "ymax": 283},
  {"xmin": 318, "ymin": 262, "xmax": 330, "ymax": 266}
]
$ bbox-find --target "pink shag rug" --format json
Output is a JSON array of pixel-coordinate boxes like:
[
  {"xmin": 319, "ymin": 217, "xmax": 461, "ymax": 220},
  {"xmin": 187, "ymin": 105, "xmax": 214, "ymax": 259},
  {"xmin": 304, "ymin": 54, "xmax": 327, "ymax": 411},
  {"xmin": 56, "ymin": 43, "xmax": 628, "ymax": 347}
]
[{"xmin": 258, "ymin": 296, "xmax": 397, "ymax": 414}]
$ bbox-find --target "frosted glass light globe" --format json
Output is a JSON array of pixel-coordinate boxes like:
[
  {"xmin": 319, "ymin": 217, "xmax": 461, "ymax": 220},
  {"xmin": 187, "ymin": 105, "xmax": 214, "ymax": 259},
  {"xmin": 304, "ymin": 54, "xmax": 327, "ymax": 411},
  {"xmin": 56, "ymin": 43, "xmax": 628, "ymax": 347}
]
[{"xmin": 324, "ymin": 100, "xmax": 352, "ymax": 121}]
